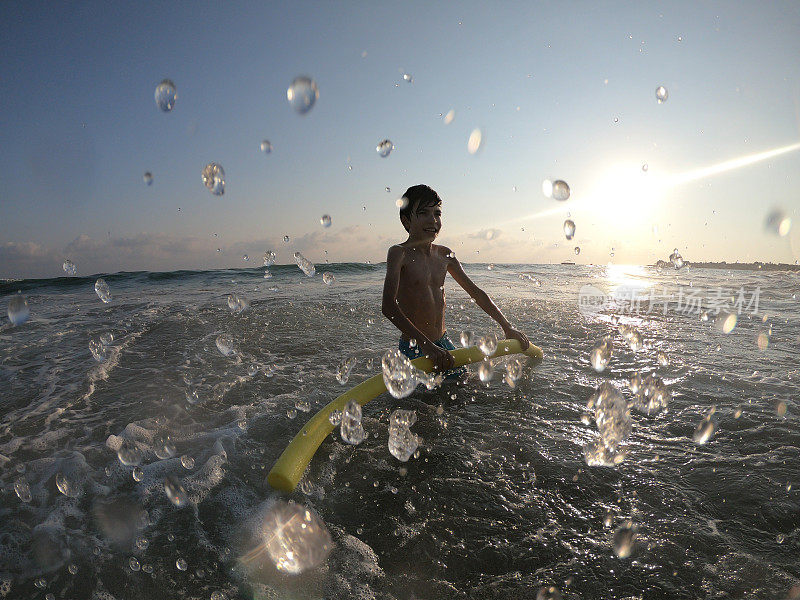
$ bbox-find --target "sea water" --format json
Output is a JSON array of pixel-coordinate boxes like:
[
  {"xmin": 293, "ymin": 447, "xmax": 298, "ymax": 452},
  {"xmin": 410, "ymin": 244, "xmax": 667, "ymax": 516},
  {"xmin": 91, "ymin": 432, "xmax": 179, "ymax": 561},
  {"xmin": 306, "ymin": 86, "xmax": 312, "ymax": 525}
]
[{"xmin": 0, "ymin": 263, "xmax": 798, "ymax": 599}]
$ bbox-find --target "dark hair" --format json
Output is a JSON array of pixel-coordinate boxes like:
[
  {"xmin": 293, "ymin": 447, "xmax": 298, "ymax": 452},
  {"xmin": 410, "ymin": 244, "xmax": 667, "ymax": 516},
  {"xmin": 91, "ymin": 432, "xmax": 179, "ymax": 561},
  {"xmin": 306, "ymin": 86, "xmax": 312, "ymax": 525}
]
[{"xmin": 399, "ymin": 184, "xmax": 442, "ymax": 231}]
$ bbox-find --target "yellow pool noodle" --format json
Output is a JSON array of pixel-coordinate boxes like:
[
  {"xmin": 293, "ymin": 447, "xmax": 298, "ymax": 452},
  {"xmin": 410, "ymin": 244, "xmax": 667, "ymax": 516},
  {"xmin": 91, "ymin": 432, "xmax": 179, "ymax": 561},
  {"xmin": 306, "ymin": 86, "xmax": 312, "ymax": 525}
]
[{"xmin": 267, "ymin": 339, "xmax": 543, "ymax": 492}]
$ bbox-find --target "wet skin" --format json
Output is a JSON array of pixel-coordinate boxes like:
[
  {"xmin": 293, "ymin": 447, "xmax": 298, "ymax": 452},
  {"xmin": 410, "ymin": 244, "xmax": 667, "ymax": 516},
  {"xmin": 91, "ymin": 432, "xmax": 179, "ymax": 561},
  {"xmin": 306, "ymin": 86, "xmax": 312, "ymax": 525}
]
[{"xmin": 382, "ymin": 201, "xmax": 530, "ymax": 372}]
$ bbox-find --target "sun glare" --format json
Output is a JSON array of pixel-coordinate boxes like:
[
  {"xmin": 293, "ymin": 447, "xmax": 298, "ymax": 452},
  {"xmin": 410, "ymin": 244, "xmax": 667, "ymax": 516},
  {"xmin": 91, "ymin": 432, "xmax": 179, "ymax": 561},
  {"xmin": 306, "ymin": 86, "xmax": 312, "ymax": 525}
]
[{"xmin": 587, "ymin": 162, "xmax": 667, "ymax": 223}]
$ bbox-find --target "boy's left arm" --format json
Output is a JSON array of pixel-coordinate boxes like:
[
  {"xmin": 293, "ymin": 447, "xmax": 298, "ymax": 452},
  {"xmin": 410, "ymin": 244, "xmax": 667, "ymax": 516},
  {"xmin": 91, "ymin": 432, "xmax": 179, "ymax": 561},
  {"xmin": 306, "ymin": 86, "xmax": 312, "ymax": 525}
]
[{"xmin": 447, "ymin": 253, "xmax": 530, "ymax": 349}]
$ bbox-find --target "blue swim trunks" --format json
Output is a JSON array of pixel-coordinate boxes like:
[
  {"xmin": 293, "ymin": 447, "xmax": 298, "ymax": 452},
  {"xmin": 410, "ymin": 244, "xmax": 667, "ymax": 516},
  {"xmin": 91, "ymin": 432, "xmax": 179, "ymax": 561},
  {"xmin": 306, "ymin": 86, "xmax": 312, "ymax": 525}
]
[{"xmin": 398, "ymin": 333, "xmax": 467, "ymax": 380}]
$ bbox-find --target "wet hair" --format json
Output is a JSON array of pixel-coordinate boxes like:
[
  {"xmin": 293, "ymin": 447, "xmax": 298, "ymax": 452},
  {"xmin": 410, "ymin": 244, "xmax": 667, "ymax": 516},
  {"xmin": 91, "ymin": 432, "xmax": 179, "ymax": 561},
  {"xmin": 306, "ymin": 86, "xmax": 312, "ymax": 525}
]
[{"xmin": 399, "ymin": 184, "xmax": 442, "ymax": 232}]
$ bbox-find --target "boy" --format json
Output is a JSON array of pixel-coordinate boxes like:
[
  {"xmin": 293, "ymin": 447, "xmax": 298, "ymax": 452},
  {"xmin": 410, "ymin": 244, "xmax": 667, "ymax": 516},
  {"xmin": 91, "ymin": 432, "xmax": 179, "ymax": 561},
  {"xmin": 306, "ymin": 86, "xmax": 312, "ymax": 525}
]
[{"xmin": 382, "ymin": 184, "xmax": 530, "ymax": 375}]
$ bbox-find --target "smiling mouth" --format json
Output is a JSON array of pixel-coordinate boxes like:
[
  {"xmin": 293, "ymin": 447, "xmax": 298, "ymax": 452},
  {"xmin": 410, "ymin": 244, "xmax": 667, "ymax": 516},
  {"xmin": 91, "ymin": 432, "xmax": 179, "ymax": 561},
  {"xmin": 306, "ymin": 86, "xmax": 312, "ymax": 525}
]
[{"xmin": 424, "ymin": 228, "xmax": 438, "ymax": 233}]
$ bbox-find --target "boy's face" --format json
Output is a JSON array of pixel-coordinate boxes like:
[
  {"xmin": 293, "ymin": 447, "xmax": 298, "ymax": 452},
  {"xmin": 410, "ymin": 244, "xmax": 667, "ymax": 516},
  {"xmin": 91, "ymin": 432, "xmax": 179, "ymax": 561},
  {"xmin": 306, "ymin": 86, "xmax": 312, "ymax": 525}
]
[{"xmin": 406, "ymin": 201, "xmax": 442, "ymax": 241}]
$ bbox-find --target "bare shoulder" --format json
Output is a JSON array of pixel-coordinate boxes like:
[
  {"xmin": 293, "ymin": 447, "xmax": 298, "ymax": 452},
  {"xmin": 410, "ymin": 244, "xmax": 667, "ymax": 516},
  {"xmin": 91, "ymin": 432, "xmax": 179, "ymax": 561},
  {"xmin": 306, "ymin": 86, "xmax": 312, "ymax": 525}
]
[
  {"xmin": 435, "ymin": 244, "xmax": 455, "ymax": 261},
  {"xmin": 386, "ymin": 244, "xmax": 407, "ymax": 263}
]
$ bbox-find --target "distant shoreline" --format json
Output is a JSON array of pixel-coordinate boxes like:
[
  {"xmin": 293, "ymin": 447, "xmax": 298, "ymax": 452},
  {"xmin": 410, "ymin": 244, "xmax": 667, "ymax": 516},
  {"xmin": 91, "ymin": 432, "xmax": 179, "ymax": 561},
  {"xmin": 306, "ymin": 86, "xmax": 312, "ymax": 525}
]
[{"xmin": 652, "ymin": 260, "xmax": 800, "ymax": 272}]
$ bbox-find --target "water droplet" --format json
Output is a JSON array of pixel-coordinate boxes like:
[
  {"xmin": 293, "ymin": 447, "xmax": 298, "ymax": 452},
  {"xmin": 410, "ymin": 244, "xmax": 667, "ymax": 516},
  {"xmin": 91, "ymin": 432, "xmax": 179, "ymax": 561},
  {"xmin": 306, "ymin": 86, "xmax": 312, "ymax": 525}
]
[
  {"xmin": 129, "ymin": 556, "xmax": 141, "ymax": 571},
  {"xmin": 382, "ymin": 349, "xmax": 418, "ymax": 399},
  {"xmin": 574, "ymin": 246, "xmax": 581, "ymax": 255},
  {"xmin": 336, "ymin": 356, "xmax": 357, "ymax": 384},
  {"xmin": 202, "ymin": 163, "xmax": 225, "ymax": 196},
  {"xmin": 563, "ymin": 219, "xmax": 576, "ymax": 240},
  {"xmin": 14, "ymin": 477, "xmax": 32, "ymax": 502},
  {"xmin": 99, "ymin": 332, "xmax": 114, "ymax": 346},
  {"xmin": 263, "ymin": 250, "xmax": 276, "ymax": 266},
  {"xmin": 478, "ymin": 361, "xmax": 494, "ymax": 382},
  {"xmin": 631, "ymin": 375, "xmax": 670, "ymax": 415},
  {"xmin": 592, "ymin": 383, "xmax": 632, "ymax": 450},
  {"xmin": 467, "ymin": 128, "xmax": 483, "ymax": 154},
  {"xmin": 476, "ymin": 333, "xmax": 498, "ymax": 356},
  {"xmin": 612, "ymin": 522, "xmax": 637, "ymax": 558},
  {"xmin": 63, "ymin": 259, "xmax": 77, "ymax": 276},
  {"xmin": 444, "ymin": 109, "xmax": 455, "ymax": 124},
  {"xmin": 328, "ymin": 410, "xmax": 342, "ymax": 426},
  {"xmin": 287, "ymin": 76, "xmax": 319, "ymax": 114},
  {"xmin": 340, "ymin": 400, "xmax": 366, "ymax": 444},
  {"xmin": 154, "ymin": 79, "xmax": 177, "ymax": 112},
  {"xmin": 717, "ymin": 312, "xmax": 738, "ymax": 334},
  {"xmin": 89, "ymin": 338, "xmax": 110, "ymax": 362},
  {"xmin": 403, "ymin": 72, "xmax": 413, "ymax": 83},
  {"xmin": 551, "ymin": 180, "xmax": 570, "ymax": 201},
  {"xmin": 132, "ymin": 467, "xmax": 144, "ymax": 481},
  {"xmin": 693, "ymin": 418, "xmax": 715, "ymax": 444},
  {"xmin": 677, "ymin": 35, "xmax": 683, "ymax": 42},
  {"xmin": 94, "ymin": 278, "xmax": 112, "ymax": 303},
  {"xmin": 262, "ymin": 501, "xmax": 333, "ymax": 573},
  {"xmin": 143, "ymin": 172, "xmax": 153, "ymax": 185},
  {"xmin": 590, "ymin": 338, "xmax": 612, "ymax": 372},
  {"xmin": 655, "ymin": 85, "xmax": 668, "ymax": 103},
  {"xmin": 535, "ymin": 586, "xmax": 563, "ymax": 600},
  {"xmin": 459, "ymin": 331, "xmax": 473, "ymax": 347},
  {"xmin": 657, "ymin": 351, "xmax": 669, "ymax": 366},
  {"xmin": 7, "ymin": 294, "xmax": 30, "ymax": 326},
  {"xmin": 260, "ymin": 140, "xmax": 272, "ymax": 153},
  {"xmin": 376, "ymin": 139, "xmax": 394, "ymax": 157},
  {"xmin": 283, "ymin": 235, "xmax": 290, "ymax": 243},
  {"xmin": 176, "ymin": 558, "xmax": 188, "ymax": 571},
  {"xmin": 215, "ymin": 335, "xmax": 236, "ymax": 357},
  {"xmin": 164, "ymin": 475, "xmax": 188, "ymax": 507},
  {"xmin": 227, "ymin": 293, "xmax": 249, "ymax": 313},
  {"xmin": 55, "ymin": 472, "xmax": 77, "ymax": 497},
  {"xmin": 388, "ymin": 409, "xmax": 419, "ymax": 462},
  {"xmin": 641, "ymin": 163, "xmax": 648, "ymax": 172},
  {"xmin": 293, "ymin": 251, "xmax": 316, "ymax": 277},
  {"xmin": 764, "ymin": 208, "xmax": 791, "ymax": 237},
  {"xmin": 322, "ymin": 272, "xmax": 335, "ymax": 285},
  {"xmin": 506, "ymin": 358, "xmax": 524, "ymax": 382},
  {"xmin": 154, "ymin": 436, "xmax": 176, "ymax": 459},
  {"xmin": 180, "ymin": 455, "xmax": 195, "ymax": 469}
]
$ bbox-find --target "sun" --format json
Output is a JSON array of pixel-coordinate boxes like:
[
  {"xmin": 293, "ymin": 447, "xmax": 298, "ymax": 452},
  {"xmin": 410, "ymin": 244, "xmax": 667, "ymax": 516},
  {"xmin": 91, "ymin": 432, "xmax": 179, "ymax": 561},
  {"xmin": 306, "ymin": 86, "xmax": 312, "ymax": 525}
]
[{"xmin": 586, "ymin": 162, "xmax": 668, "ymax": 223}]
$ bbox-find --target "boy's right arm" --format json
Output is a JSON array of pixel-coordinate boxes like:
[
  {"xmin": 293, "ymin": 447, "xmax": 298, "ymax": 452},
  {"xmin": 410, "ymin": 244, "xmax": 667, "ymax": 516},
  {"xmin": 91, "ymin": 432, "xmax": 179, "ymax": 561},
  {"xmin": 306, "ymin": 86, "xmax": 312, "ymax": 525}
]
[{"xmin": 381, "ymin": 246, "xmax": 455, "ymax": 372}]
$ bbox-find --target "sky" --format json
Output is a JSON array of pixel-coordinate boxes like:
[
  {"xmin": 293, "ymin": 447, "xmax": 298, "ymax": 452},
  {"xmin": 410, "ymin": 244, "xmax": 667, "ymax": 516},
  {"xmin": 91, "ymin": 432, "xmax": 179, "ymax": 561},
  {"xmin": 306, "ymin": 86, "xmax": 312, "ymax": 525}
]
[{"xmin": 1, "ymin": 1, "xmax": 800, "ymax": 278}]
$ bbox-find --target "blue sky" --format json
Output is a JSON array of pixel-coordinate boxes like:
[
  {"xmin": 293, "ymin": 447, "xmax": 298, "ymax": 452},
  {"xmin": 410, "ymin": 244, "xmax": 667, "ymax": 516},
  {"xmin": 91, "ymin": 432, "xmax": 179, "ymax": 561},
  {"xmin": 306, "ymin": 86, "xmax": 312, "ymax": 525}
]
[{"xmin": 1, "ymin": 1, "xmax": 799, "ymax": 277}]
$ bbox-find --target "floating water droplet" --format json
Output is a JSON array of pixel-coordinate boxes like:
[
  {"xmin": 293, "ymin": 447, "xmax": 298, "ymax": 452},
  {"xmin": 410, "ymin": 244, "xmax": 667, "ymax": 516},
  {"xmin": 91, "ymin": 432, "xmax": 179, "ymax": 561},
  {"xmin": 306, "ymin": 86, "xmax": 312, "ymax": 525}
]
[
  {"xmin": 94, "ymin": 278, "xmax": 112, "ymax": 303},
  {"xmin": 590, "ymin": 338, "xmax": 612, "ymax": 372},
  {"xmin": 131, "ymin": 466, "xmax": 143, "ymax": 481},
  {"xmin": 477, "ymin": 333, "xmax": 498, "ymax": 356},
  {"xmin": 180, "ymin": 455, "xmax": 195, "ymax": 469},
  {"xmin": 341, "ymin": 400, "xmax": 366, "ymax": 444},
  {"xmin": 328, "ymin": 410, "xmax": 342, "ymax": 426},
  {"xmin": 261, "ymin": 501, "xmax": 333, "ymax": 573},
  {"xmin": 336, "ymin": 356, "xmax": 357, "ymax": 385},
  {"xmin": 129, "ymin": 556, "xmax": 141, "ymax": 572},
  {"xmin": 262, "ymin": 250, "xmax": 276, "ymax": 267},
  {"xmin": 631, "ymin": 375, "xmax": 670, "ymax": 415},
  {"xmin": 478, "ymin": 361, "xmax": 494, "ymax": 382},
  {"xmin": 396, "ymin": 196, "xmax": 409, "ymax": 209},
  {"xmin": 382, "ymin": 349, "xmax": 419, "ymax": 398},
  {"xmin": 99, "ymin": 332, "xmax": 114, "ymax": 345},
  {"xmin": 14, "ymin": 477, "xmax": 32, "ymax": 502},
  {"xmin": 467, "ymin": 128, "xmax": 483, "ymax": 154},
  {"xmin": 154, "ymin": 79, "xmax": 177, "ymax": 112},
  {"xmin": 260, "ymin": 140, "xmax": 272, "ymax": 153},
  {"xmin": 154, "ymin": 436, "xmax": 176, "ymax": 459},
  {"xmin": 444, "ymin": 109, "xmax": 455, "ymax": 124},
  {"xmin": 613, "ymin": 522, "xmax": 637, "ymax": 558},
  {"xmin": 506, "ymin": 358, "xmax": 524, "ymax": 382},
  {"xmin": 388, "ymin": 409, "xmax": 419, "ymax": 462},
  {"xmin": 563, "ymin": 219, "xmax": 576, "ymax": 240},
  {"xmin": 668, "ymin": 248, "xmax": 684, "ymax": 269},
  {"xmin": 535, "ymin": 586, "xmax": 563, "ymax": 600},
  {"xmin": 693, "ymin": 418, "xmax": 715, "ymax": 444},
  {"xmin": 227, "ymin": 293, "xmax": 249, "ymax": 313},
  {"xmin": 68, "ymin": 564, "xmax": 78, "ymax": 575},
  {"xmin": 215, "ymin": 335, "xmax": 236, "ymax": 357},
  {"xmin": 551, "ymin": 180, "xmax": 570, "ymax": 201},
  {"xmin": 592, "ymin": 383, "xmax": 632, "ymax": 450},
  {"xmin": 143, "ymin": 172, "xmax": 153, "ymax": 185},
  {"xmin": 176, "ymin": 558, "xmax": 188, "ymax": 571},
  {"xmin": 55, "ymin": 472, "xmax": 77, "ymax": 497},
  {"xmin": 63, "ymin": 259, "xmax": 77, "ymax": 276},
  {"xmin": 655, "ymin": 85, "xmax": 668, "ymax": 103},
  {"xmin": 287, "ymin": 76, "xmax": 319, "ymax": 114},
  {"xmin": 283, "ymin": 235, "xmax": 290, "ymax": 243},
  {"xmin": 376, "ymin": 139, "xmax": 394, "ymax": 157},
  {"xmin": 202, "ymin": 163, "xmax": 225, "ymax": 196},
  {"xmin": 293, "ymin": 251, "xmax": 315, "ymax": 277},
  {"xmin": 164, "ymin": 475, "xmax": 188, "ymax": 507},
  {"xmin": 89, "ymin": 338, "xmax": 109, "ymax": 362},
  {"xmin": 7, "ymin": 294, "xmax": 30, "ymax": 326},
  {"xmin": 717, "ymin": 312, "xmax": 737, "ymax": 334},
  {"xmin": 459, "ymin": 331, "xmax": 473, "ymax": 347},
  {"xmin": 574, "ymin": 246, "xmax": 581, "ymax": 255},
  {"xmin": 320, "ymin": 214, "xmax": 332, "ymax": 227},
  {"xmin": 764, "ymin": 208, "xmax": 791, "ymax": 237},
  {"xmin": 322, "ymin": 272, "xmax": 335, "ymax": 285},
  {"xmin": 657, "ymin": 351, "xmax": 669, "ymax": 366},
  {"xmin": 241, "ymin": 254, "xmax": 249, "ymax": 262},
  {"xmin": 117, "ymin": 442, "xmax": 143, "ymax": 466}
]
